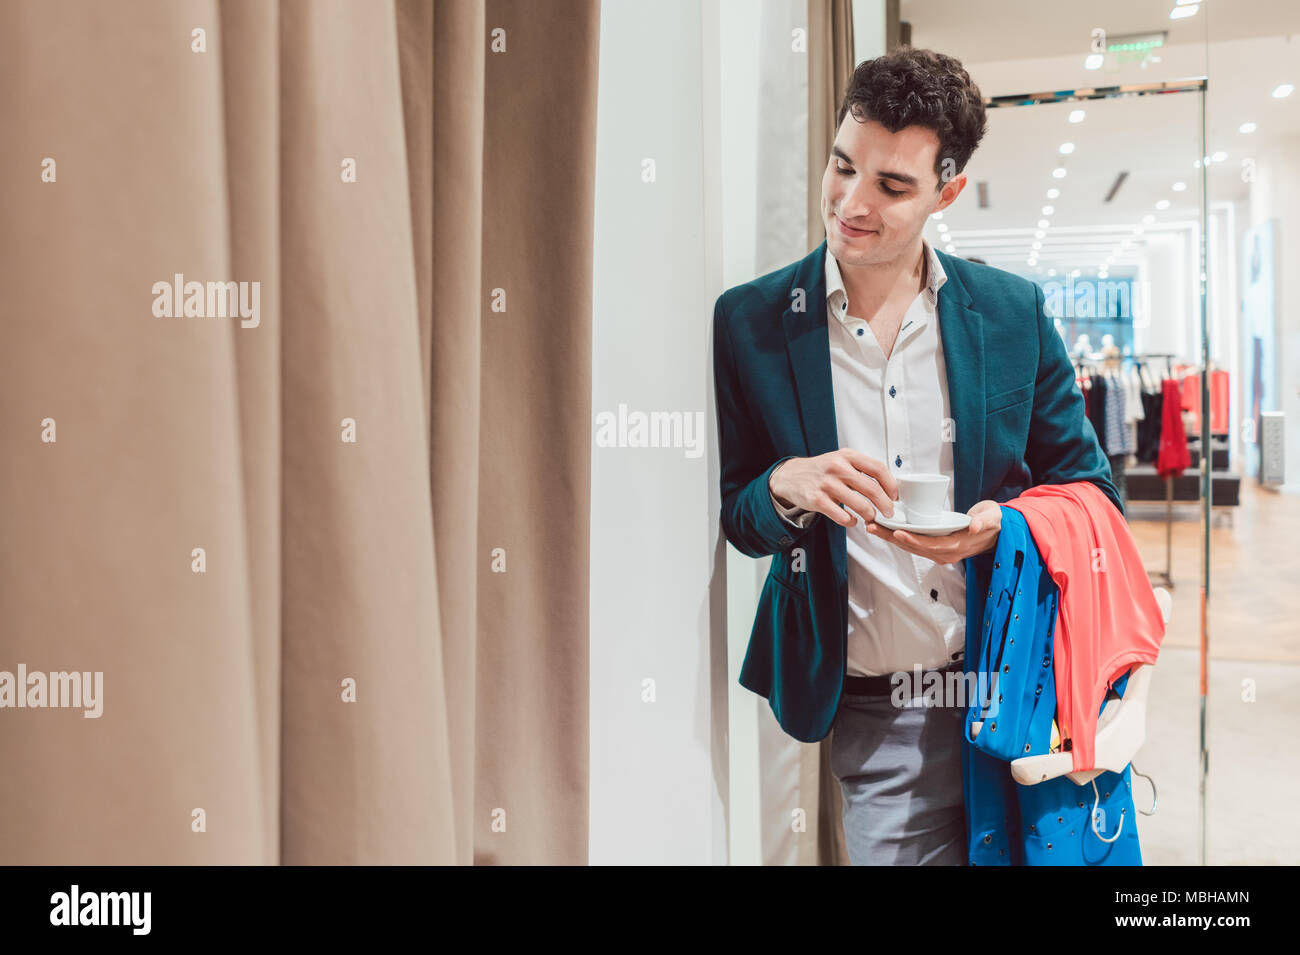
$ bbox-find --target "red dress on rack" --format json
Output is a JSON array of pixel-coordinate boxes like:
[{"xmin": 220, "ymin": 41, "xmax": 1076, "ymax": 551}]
[{"xmin": 1156, "ymin": 377, "xmax": 1190, "ymax": 478}]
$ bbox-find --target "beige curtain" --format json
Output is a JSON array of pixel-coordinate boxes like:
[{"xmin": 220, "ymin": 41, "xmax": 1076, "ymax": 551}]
[
  {"xmin": 804, "ymin": 0, "xmax": 855, "ymax": 867},
  {"xmin": 0, "ymin": 0, "xmax": 597, "ymax": 865},
  {"xmin": 807, "ymin": 0, "xmax": 857, "ymax": 247}
]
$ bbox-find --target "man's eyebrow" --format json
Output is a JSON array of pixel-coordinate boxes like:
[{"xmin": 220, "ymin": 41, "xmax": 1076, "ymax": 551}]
[{"xmin": 830, "ymin": 145, "xmax": 919, "ymax": 188}]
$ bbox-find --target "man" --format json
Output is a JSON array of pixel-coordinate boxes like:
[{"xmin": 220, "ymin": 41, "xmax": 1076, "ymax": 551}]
[{"xmin": 711, "ymin": 47, "xmax": 1122, "ymax": 865}]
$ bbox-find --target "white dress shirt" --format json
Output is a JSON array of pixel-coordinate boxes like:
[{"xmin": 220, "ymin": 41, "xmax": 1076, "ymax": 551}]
[{"xmin": 770, "ymin": 238, "xmax": 966, "ymax": 677}]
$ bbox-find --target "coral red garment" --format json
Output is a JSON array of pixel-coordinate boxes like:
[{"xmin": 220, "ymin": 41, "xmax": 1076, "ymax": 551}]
[
  {"xmin": 1210, "ymin": 369, "xmax": 1229, "ymax": 434},
  {"xmin": 1156, "ymin": 377, "xmax": 1191, "ymax": 478},
  {"xmin": 1005, "ymin": 482, "xmax": 1167, "ymax": 772}
]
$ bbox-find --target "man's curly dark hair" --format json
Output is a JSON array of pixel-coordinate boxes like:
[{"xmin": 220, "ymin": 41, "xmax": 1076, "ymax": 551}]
[{"xmin": 836, "ymin": 46, "xmax": 988, "ymax": 191}]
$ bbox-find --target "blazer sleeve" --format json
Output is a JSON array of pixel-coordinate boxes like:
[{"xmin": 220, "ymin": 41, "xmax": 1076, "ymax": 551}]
[
  {"xmin": 1023, "ymin": 282, "xmax": 1125, "ymax": 517},
  {"xmin": 713, "ymin": 294, "xmax": 818, "ymax": 557}
]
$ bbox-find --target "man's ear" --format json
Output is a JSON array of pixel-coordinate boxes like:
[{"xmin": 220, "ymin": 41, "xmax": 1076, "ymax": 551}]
[{"xmin": 934, "ymin": 172, "xmax": 967, "ymax": 212}]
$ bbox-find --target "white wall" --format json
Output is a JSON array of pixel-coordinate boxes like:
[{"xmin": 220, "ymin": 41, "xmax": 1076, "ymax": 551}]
[
  {"xmin": 590, "ymin": 0, "xmax": 727, "ymax": 864},
  {"xmin": 1247, "ymin": 133, "xmax": 1300, "ymax": 492}
]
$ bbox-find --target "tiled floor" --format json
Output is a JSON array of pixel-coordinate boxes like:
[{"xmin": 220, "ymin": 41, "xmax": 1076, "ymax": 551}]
[{"xmin": 1124, "ymin": 477, "xmax": 1298, "ymax": 865}]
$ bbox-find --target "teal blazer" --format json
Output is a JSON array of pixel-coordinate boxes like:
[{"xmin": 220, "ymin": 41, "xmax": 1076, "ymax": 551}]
[{"xmin": 712, "ymin": 239, "xmax": 1123, "ymax": 743}]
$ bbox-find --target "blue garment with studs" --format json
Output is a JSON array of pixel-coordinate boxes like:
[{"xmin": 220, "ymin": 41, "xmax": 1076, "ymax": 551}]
[{"xmin": 961, "ymin": 504, "xmax": 1142, "ymax": 865}]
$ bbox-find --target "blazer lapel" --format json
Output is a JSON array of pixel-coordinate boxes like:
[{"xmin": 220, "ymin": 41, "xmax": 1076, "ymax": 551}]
[
  {"xmin": 783, "ymin": 240, "xmax": 846, "ymax": 584},
  {"xmin": 782, "ymin": 242, "xmax": 988, "ymax": 593},
  {"xmin": 934, "ymin": 248, "xmax": 986, "ymax": 516}
]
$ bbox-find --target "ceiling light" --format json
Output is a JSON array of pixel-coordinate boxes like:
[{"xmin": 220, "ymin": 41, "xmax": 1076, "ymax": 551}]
[
  {"xmin": 1032, "ymin": 241, "xmax": 1042, "ymax": 250},
  {"xmin": 1084, "ymin": 53, "xmax": 1104, "ymax": 70},
  {"xmin": 1142, "ymin": 214, "xmax": 1155, "ymax": 224},
  {"xmin": 931, "ymin": 211, "xmax": 944, "ymax": 219},
  {"xmin": 1239, "ymin": 122, "xmax": 1256, "ymax": 133},
  {"xmin": 1170, "ymin": 5, "xmax": 1199, "ymax": 20},
  {"xmin": 1052, "ymin": 167, "xmax": 1067, "ymax": 178},
  {"xmin": 1068, "ymin": 110, "xmax": 1085, "ymax": 123},
  {"xmin": 1037, "ymin": 219, "xmax": 1049, "ymax": 229},
  {"xmin": 1212, "ymin": 150, "xmax": 1226, "ymax": 162},
  {"xmin": 1155, "ymin": 199, "xmax": 1170, "ymax": 210},
  {"xmin": 1042, "ymin": 205, "xmax": 1055, "ymax": 215},
  {"xmin": 1047, "ymin": 188, "xmax": 1060, "ymax": 198},
  {"xmin": 1059, "ymin": 143, "xmax": 1075, "ymax": 154},
  {"xmin": 1272, "ymin": 84, "xmax": 1294, "ymax": 99},
  {"xmin": 1035, "ymin": 229, "xmax": 1046, "ymax": 238},
  {"xmin": 937, "ymin": 223, "xmax": 948, "ymax": 232},
  {"xmin": 1172, "ymin": 182, "xmax": 1186, "ymax": 191}
]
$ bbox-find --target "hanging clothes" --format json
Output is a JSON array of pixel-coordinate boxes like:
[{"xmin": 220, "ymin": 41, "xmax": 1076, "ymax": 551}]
[
  {"xmin": 962, "ymin": 505, "xmax": 1143, "ymax": 865},
  {"xmin": 1122, "ymin": 365, "xmax": 1145, "ymax": 457},
  {"xmin": 1102, "ymin": 375, "xmax": 1128, "ymax": 455},
  {"xmin": 1003, "ymin": 481, "xmax": 1167, "ymax": 773},
  {"xmin": 1210, "ymin": 368, "xmax": 1230, "ymax": 434},
  {"xmin": 1085, "ymin": 370, "xmax": 1110, "ymax": 456},
  {"xmin": 1156, "ymin": 377, "xmax": 1191, "ymax": 478},
  {"xmin": 1136, "ymin": 380, "xmax": 1163, "ymax": 464}
]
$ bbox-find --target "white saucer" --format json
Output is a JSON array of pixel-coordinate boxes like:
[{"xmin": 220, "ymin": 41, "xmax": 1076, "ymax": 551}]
[{"xmin": 871, "ymin": 507, "xmax": 971, "ymax": 536}]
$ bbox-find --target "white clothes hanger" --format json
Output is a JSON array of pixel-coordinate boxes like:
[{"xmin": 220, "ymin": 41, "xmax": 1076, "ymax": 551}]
[{"xmin": 968, "ymin": 586, "xmax": 1171, "ymax": 788}]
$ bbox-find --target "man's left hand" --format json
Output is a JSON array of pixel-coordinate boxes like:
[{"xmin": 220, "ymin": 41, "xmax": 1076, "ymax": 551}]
[{"xmin": 865, "ymin": 499, "xmax": 1002, "ymax": 565}]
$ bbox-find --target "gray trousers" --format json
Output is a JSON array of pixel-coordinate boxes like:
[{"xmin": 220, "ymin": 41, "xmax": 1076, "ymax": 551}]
[{"xmin": 829, "ymin": 665, "xmax": 968, "ymax": 865}]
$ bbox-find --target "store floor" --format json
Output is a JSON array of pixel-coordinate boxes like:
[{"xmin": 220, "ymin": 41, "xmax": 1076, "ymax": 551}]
[{"xmin": 1125, "ymin": 477, "xmax": 1298, "ymax": 864}]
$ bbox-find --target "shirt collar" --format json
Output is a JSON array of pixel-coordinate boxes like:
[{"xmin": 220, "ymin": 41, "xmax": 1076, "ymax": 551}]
[{"xmin": 824, "ymin": 237, "xmax": 947, "ymax": 324}]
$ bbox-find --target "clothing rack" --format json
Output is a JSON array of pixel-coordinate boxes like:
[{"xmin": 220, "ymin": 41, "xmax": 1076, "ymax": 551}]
[{"xmin": 1129, "ymin": 353, "xmax": 1179, "ymax": 590}]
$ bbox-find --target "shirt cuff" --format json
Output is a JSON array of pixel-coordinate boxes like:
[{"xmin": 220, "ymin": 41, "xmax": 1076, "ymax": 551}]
[{"xmin": 770, "ymin": 490, "xmax": 816, "ymax": 529}]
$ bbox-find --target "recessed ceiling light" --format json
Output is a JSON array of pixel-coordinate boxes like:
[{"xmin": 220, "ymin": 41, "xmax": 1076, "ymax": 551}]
[
  {"xmin": 1047, "ymin": 188, "xmax": 1060, "ymax": 198},
  {"xmin": 1042, "ymin": 205, "xmax": 1055, "ymax": 215},
  {"xmin": 1037, "ymin": 219, "xmax": 1049, "ymax": 229},
  {"xmin": 1142, "ymin": 214, "xmax": 1155, "ymax": 224},
  {"xmin": 1172, "ymin": 182, "xmax": 1186, "ymax": 191},
  {"xmin": 1170, "ymin": 4, "xmax": 1199, "ymax": 19},
  {"xmin": 1059, "ymin": 143, "xmax": 1075, "ymax": 154},
  {"xmin": 931, "ymin": 211, "xmax": 944, "ymax": 219},
  {"xmin": 1271, "ymin": 84, "xmax": 1294, "ymax": 99},
  {"xmin": 1155, "ymin": 199, "xmax": 1170, "ymax": 210},
  {"xmin": 937, "ymin": 223, "xmax": 948, "ymax": 232},
  {"xmin": 1068, "ymin": 110, "xmax": 1085, "ymax": 123},
  {"xmin": 1084, "ymin": 54, "xmax": 1104, "ymax": 70},
  {"xmin": 1212, "ymin": 150, "xmax": 1227, "ymax": 162},
  {"xmin": 1052, "ymin": 167, "xmax": 1067, "ymax": 178},
  {"xmin": 1032, "ymin": 241, "xmax": 1042, "ymax": 250},
  {"xmin": 1034, "ymin": 229, "xmax": 1045, "ymax": 238},
  {"xmin": 1239, "ymin": 122, "xmax": 1256, "ymax": 134}
]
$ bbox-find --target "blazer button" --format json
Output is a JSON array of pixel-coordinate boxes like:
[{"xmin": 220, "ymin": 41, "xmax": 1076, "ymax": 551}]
[{"xmin": 983, "ymin": 834, "xmax": 992, "ymax": 844}]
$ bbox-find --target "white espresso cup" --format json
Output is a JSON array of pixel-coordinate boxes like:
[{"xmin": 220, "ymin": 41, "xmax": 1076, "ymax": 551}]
[{"xmin": 895, "ymin": 473, "xmax": 950, "ymax": 526}]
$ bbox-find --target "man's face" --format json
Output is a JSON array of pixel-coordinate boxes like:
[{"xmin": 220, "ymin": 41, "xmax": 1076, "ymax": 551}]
[{"xmin": 820, "ymin": 114, "xmax": 965, "ymax": 267}]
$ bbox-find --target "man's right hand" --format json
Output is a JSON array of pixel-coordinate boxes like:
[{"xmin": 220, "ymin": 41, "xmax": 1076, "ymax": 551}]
[{"xmin": 769, "ymin": 450, "xmax": 899, "ymax": 528}]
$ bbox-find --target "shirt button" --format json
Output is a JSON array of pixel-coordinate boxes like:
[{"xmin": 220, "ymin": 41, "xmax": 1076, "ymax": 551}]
[
  {"xmin": 930, "ymin": 589, "xmax": 938, "ymax": 600},
  {"xmin": 895, "ymin": 455, "xmax": 902, "ymax": 467},
  {"xmin": 889, "ymin": 385, "xmax": 897, "ymax": 397},
  {"xmin": 856, "ymin": 328, "xmax": 864, "ymax": 336}
]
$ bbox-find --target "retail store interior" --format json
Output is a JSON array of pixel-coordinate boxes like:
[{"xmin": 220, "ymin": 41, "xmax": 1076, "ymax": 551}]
[{"xmin": 908, "ymin": 0, "xmax": 1297, "ymax": 865}]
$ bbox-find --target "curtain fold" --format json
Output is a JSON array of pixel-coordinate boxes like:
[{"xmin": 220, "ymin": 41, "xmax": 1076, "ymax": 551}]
[
  {"xmin": 806, "ymin": 0, "xmax": 855, "ymax": 867},
  {"xmin": 0, "ymin": 0, "xmax": 596, "ymax": 866}
]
